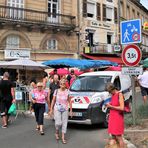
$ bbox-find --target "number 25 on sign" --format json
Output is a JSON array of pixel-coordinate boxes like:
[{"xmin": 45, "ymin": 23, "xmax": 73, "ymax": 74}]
[{"xmin": 122, "ymin": 44, "xmax": 142, "ymax": 66}]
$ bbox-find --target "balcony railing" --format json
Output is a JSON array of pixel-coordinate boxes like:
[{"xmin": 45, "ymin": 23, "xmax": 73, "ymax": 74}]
[
  {"xmin": 83, "ymin": 44, "xmax": 116, "ymax": 54},
  {"xmin": 0, "ymin": 5, "xmax": 76, "ymax": 30}
]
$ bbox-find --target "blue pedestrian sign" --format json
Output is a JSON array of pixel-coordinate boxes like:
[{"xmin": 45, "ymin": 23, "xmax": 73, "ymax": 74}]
[{"xmin": 120, "ymin": 19, "xmax": 141, "ymax": 45}]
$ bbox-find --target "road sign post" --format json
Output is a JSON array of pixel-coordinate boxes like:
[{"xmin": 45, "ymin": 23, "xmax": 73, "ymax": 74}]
[{"xmin": 122, "ymin": 44, "xmax": 142, "ymax": 125}]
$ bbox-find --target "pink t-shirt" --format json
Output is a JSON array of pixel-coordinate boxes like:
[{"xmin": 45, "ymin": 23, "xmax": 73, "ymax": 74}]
[
  {"xmin": 53, "ymin": 89, "xmax": 69, "ymax": 111},
  {"xmin": 32, "ymin": 89, "xmax": 47, "ymax": 104}
]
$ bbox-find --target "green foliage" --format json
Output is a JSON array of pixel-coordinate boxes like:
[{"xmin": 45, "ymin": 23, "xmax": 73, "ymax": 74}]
[
  {"xmin": 125, "ymin": 114, "xmax": 140, "ymax": 127},
  {"xmin": 125, "ymin": 104, "xmax": 148, "ymax": 127},
  {"xmin": 137, "ymin": 104, "xmax": 148, "ymax": 119}
]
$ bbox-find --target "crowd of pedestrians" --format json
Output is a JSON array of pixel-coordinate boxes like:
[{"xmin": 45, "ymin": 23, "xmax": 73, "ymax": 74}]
[
  {"xmin": 0, "ymin": 67, "xmax": 147, "ymax": 147},
  {"xmin": 0, "ymin": 69, "xmax": 76, "ymax": 144}
]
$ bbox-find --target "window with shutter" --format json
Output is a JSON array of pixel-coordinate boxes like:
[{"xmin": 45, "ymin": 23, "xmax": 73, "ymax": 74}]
[
  {"xmin": 106, "ymin": 7, "xmax": 112, "ymax": 21},
  {"xmin": 103, "ymin": 4, "xmax": 106, "ymax": 21},
  {"xmin": 83, "ymin": 0, "xmax": 87, "ymax": 17},
  {"xmin": 114, "ymin": 7, "xmax": 117, "ymax": 23},
  {"xmin": 97, "ymin": 3, "xmax": 101, "ymax": 21},
  {"xmin": 87, "ymin": 2, "xmax": 95, "ymax": 18},
  {"xmin": 6, "ymin": 35, "xmax": 20, "ymax": 49},
  {"xmin": 47, "ymin": 39, "xmax": 57, "ymax": 50}
]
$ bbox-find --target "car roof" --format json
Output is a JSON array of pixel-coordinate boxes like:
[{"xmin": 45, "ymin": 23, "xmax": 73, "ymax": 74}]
[{"xmin": 80, "ymin": 71, "xmax": 121, "ymax": 77}]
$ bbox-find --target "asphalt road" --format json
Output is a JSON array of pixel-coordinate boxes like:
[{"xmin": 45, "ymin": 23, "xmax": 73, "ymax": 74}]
[
  {"xmin": 0, "ymin": 91, "xmax": 143, "ymax": 148},
  {"xmin": 0, "ymin": 115, "xmax": 107, "ymax": 148}
]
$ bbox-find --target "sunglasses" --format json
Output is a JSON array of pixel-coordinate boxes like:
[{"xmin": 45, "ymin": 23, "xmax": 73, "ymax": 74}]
[{"xmin": 60, "ymin": 83, "xmax": 66, "ymax": 86}]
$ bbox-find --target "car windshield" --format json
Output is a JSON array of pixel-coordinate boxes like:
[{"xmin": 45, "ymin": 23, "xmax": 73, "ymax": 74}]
[{"xmin": 70, "ymin": 75, "xmax": 112, "ymax": 92}]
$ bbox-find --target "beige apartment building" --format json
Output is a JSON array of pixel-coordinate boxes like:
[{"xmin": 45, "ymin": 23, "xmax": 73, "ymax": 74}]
[
  {"xmin": 80, "ymin": 0, "xmax": 148, "ymax": 63},
  {"xmin": 0, "ymin": 0, "xmax": 78, "ymax": 81},
  {"xmin": 79, "ymin": 0, "xmax": 122, "ymax": 64},
  {"xmin": 0, "ymin": 0, "xmax": 78, "ymax": 63}
]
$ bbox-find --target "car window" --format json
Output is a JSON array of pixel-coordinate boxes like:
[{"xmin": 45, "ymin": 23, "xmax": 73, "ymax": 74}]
[{"xmin": 70, "ymin": 75, "xmax": 112, "ymax": 92}]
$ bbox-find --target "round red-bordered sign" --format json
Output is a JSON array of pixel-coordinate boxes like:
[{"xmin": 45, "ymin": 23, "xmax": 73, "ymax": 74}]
[
  {"xmin": 122, "ymin": 44, "xmax": 142, "ymax": 66},
  {"xmin": 132, "ymin": 32, "xmax": 140, "ymax": 41}
]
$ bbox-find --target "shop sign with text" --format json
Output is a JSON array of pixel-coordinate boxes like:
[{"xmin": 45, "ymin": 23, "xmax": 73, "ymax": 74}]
[{"xmin": 5, "ymin": 49, "xmax": 30, "ymax": 59}]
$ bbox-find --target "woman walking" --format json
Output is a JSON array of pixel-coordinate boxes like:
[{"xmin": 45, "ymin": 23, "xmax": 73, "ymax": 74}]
[
  {"xmin": 50, "ymin": 79, "xmax": 72, "ymax": 144},
  {"xmin": 105, "ymin": 83, "xmax": 125, "ymax": 148},
  {"xmin": 31, "ymin": 82, "xmax": 50, "ymax": 135}
]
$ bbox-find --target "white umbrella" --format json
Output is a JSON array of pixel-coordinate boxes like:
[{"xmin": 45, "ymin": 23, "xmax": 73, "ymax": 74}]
[{"xmin": 0, "ymin": 59, "xmax": 48, "ymax": 70}]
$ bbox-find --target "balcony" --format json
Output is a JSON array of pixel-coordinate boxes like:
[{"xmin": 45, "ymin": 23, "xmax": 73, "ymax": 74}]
[
  {"xmin": 0, "ymin": 5, "xmax": 76, "ymax": 31},
  {"xmin": 83, "ymin": 44, "xmax": 117, "ymax": 54}
]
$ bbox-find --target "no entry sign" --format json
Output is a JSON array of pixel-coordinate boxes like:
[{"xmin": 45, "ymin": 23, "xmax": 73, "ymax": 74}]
[{"xmin": 122, "ymin": 44, "xmax": 142, "ymax": 66}]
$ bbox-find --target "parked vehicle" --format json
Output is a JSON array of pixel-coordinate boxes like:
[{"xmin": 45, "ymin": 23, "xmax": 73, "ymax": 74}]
[{"xmin": 68, "ymin": 71, "xmax": 132, "ymax": 127}]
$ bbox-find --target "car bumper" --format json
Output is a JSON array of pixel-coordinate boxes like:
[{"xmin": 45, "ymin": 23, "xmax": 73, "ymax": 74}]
[{"xmin": 68, "ymin": 102, "xmax": 106, "ymax": 124}]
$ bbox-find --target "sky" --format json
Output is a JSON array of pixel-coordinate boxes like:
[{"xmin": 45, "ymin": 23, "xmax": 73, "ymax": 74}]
[{"xmin": 140, "ymin": 0, "xmax": 148, "ymax": 10}]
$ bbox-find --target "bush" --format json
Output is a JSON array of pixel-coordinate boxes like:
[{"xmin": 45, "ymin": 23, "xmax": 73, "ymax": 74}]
[
  {"xmin": 125, "ymin": 104, "xmax": 148, "ymax": 127},
  {"xmin": 137, "ymin": 104, "xmax": 148, "ymax": 119},
  {"xmin": 125, "ymin": 114, "xmax": 141, "ymax": 127}
]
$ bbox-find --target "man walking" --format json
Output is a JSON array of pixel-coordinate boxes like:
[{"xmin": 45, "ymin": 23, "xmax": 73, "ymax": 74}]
[
  {"xmin": 137, "ymin": 67, "xmax": 148, "ymax": 104},
  {"xmin": 0, "ymin": 72, "xmax": 15, "ymax": 128}
]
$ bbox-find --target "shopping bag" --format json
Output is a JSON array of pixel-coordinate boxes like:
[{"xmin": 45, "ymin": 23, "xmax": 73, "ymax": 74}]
[{"xmin": 8, "ymin": 103, "xmax": 17, "ymax": 115}]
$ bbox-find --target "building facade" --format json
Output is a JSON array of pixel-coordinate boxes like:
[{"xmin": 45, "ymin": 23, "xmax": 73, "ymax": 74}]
[
  {"xmin": 0, "ymin": 0, "xmax": 78, "ymax": 62},
  {"xmin": 80, "ymin": 0, "xmax": 148, "ymax": 62}
]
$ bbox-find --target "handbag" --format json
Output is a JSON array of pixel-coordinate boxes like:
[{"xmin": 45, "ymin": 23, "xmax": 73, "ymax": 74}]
[
  {"xmin": 124, "ymin": 101, "xmax": 131, "ymax": 113},
  {"xmin": 118, "ymin": 92, "xmax": 131, "ymax": 113},
  {"xmin": 56, "ymin": 103, "xmax": 66, "ymax": 112},
  {"xmin": 8, "ymin": 103, "xmax": 17, "ymax": 115},
  {"xmin": 55, "ymin": 89, "xmax": 66, "ymax": 112}
]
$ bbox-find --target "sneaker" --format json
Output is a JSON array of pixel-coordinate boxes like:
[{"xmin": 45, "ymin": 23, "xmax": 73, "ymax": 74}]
[{"xmin": 2, "ymin": 125, "xmax": 7, "ymax": 128}]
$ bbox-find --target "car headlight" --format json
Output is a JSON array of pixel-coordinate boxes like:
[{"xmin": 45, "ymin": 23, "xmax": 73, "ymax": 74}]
[{"xmin": 91, "ymin": 97, "xmax": 101, "ymax": 104}]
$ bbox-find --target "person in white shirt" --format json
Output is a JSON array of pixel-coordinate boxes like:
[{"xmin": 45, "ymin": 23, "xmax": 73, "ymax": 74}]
[{"xmin": 137, "ymin": 67, "xmax": 148, "ymax": 104}]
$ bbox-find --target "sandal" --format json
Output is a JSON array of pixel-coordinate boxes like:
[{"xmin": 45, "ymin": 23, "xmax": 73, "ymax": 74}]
[
  {"xmin": 40, "ymin": 131, "xmax": 45, "ymax": 135},
  {"xmin": 62, "ymin": 139, "xmax": 67, "ymax": 144},
  {"xmin": 36, "ymin": 127, "xmax": 40, "ymax": 131},
  {"xmin": 55, "ymin": 133, "xmax": 60, "ymax": 140}
]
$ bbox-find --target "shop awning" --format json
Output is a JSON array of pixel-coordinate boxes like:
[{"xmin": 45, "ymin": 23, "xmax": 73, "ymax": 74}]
[{"xmin": 81, "ymin": 54, "xmax": 123, "ymax": 65}]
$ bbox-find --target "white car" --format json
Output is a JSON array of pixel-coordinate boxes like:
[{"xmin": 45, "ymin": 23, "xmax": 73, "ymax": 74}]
[{"xmin": 68, "ymin": 71, "xmax": 132, "ymax": 127}]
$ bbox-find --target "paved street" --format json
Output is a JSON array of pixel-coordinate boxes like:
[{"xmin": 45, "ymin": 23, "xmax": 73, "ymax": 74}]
[
  {"xmin": 0, "ymin": 115, "xmax": 107, "ymax": 148},
  {"xmin": 0, "ymin": 91, "xmax": 143, "ymax": 148}
]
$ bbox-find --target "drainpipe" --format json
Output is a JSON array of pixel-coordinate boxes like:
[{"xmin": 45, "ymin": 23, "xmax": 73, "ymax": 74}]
[{"xmin": 77, "ymin": 0, "xmax": 80, "ymax": 59}]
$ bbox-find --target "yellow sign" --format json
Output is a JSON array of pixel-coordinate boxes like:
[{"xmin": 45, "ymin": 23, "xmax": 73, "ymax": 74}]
[
  {"xmin": 143, "ymin": 22, "xmax": 148, "ymax": 30},
  {"xmin": 84, "ymin": 47, "xmax": 90, "ymax": 53}
]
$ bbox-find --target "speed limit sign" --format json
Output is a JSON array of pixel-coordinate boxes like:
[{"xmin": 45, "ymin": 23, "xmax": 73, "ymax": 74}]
[{"xmin": 122, "ymin": 44, "xmax": 142, "ymax": 66}]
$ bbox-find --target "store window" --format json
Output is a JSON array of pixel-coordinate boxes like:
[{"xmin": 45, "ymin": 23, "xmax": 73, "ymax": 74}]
[
  {"xmin": 6, "ymin": 35, "xmax": 20, "ymax": 49},
  {"xmin": 47, "ymin": 39, "xmax": 57, "ymax": 50},
  {"xmin": 7, "ymin": 0, "xmax": 24, "ymax": 18},
  {"xmin": 87, "ymin": 2, "xmax": 95, "ymax": 18},
  {"xmin": 106, "ymin": 7, "xmax": 113, "ymax": 21}
]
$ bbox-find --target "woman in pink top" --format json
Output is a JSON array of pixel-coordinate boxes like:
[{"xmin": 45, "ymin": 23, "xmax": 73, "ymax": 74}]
[
  {"xmin": 31, "ymin": 82, "xmax": 50, "ymax": 135},
  {"xmin": 106, "ymin": 83, "xmax": 125, "ymax": 148},
  {"xmin": 50, "ymin": 79, "xmax": 72, "ymax": 144}
]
